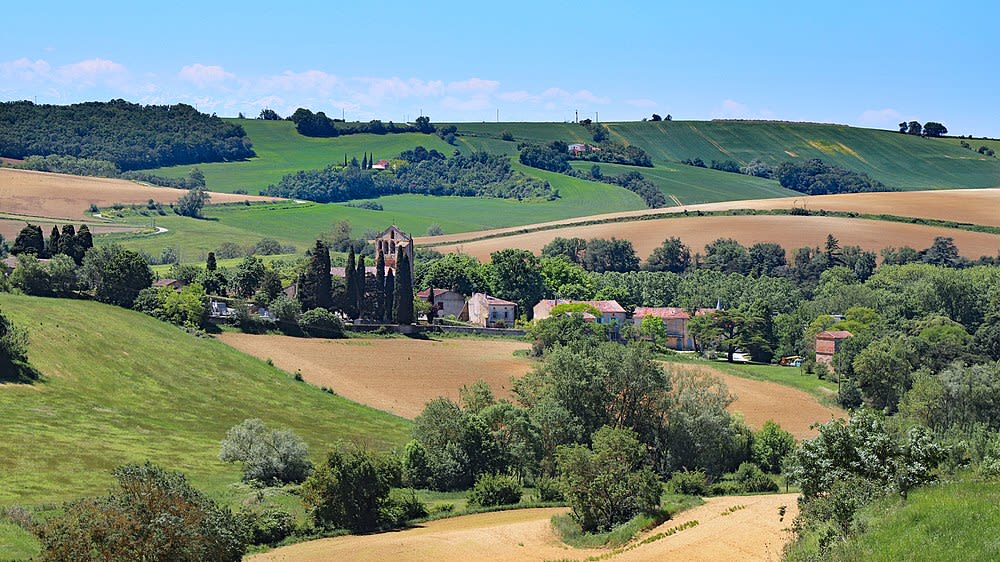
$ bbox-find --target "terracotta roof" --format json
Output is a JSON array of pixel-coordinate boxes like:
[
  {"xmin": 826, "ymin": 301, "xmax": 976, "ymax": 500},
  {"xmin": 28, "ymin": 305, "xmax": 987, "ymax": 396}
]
[
  {"xmin": 417, "ymin": 288, "xmax": 462, "ymax": 298},
  {"xmin": 153, "ymin": 278, "xmax": 180, "ymax": 287},
  {"xmin": 817, "ymin": 330, "xmax": 853, "ymax": 339},
  {"xmin": 584, "ymin": 300, "xmax": 626, "ymax": 314},
  {"xmin": 634, "ymin": 306, "xmax": 691, "ymax": 320},
  {"xmin": 476, "ymin": 293, "xmax": 515, "ymax": 306}
]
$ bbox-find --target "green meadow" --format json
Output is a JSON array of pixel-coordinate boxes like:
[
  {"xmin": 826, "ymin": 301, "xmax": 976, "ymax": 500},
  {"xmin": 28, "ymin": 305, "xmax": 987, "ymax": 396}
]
[{"xmin": 0, "ymin": 293, "xmax": 411, "ymax": 508}]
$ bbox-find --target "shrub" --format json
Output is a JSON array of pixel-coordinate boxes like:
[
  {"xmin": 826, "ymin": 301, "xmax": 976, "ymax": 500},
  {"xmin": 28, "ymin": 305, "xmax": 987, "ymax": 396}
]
[
  {"xmin": 732, "ymin": 462, "xmax": 779, "ymax": 493},
  {"xmin": 219, "ymin": 419, "xmax": 313, "ymax": 485},
  {"xmin": 31, "ymin": 463, "xmax": 248, "ymax": 561},
  {"xmin": 401, "ymin": 440, "xmax": 431, "ymax": 489},
  {"xmin": 246, "ymin": 507, "xmax": 296, "ymax": 545},
  {"xmin": 382, "ymin": 488, "xmax": 428, "ymax": 525},
  {"xmin": 752, "ymin": 420, "xmax": 795, "ymax": 473},
  {"xmin": 298, "ymin": 308, "xmax": 345, "ymax": 338},
  {"xmin": 667, "ymin": 470, "xmax": 708, "ymax": 496},
  {"xmin": 467, "ymin": 473, "xmax": 522, "ymax": 507},
  {"xmin": 301, "ymin": 444, "xmax": 398, "ymax": 532},
  {"xmin": 535, "ymin": 476, "xmax": 564, "ymax": 502}
]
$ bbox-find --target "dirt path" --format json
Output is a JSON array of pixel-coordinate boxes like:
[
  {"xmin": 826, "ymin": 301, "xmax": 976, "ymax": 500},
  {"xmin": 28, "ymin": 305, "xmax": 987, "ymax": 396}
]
[
  {"xmin": 217, "ymin": 334, "xmax": 533, "ymax": 419},
  {"xmin": 665, "ymin": 363, "xmax": 843, "ymax": 439},
  {"xmin": 248, "ymin": 494, "xmax": 799, "ymax": 562}
]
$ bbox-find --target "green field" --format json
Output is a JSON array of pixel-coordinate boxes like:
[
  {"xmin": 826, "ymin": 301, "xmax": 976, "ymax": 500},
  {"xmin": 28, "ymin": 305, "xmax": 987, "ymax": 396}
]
[
  {"xmin": 568, "ymin": 161, "xmax": 797, "ymax": 205},
  {"xmin": 103, "ymin": 167, "xmax": 645, "ymax": 262},
  {"xmin": 0, "ymin": 293, "xmax": 410, "ymax": 507},
  {"xmin": 149, "ymin": 119, "xmax": 457, "ymax": 193},
  {"xmin": 788, "ymin": 476, "xmax": 1000, "ymax": 561},
  {"xmin": 453, "ymin": 121, "xmax": 1000, "ymax": 190}
]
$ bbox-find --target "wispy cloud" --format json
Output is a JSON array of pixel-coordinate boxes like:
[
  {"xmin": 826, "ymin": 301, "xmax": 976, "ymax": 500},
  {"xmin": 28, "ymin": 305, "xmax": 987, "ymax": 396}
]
[{"xmin": 178, "ymin": 64, "xmax": 234, "ymax": 87}]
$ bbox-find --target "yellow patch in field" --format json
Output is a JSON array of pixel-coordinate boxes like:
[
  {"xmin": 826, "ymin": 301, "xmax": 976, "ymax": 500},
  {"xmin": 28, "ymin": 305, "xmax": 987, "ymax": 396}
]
[{"xmin": 806, "ymin": 140, "xmax": 868, "ymax": 163}]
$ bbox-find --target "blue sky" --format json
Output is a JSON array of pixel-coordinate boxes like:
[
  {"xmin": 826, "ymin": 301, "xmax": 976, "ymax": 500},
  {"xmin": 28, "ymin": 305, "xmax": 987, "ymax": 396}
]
[{"xmin": 2, "ymin": 0, "xmax": 997, "ymax": 135}]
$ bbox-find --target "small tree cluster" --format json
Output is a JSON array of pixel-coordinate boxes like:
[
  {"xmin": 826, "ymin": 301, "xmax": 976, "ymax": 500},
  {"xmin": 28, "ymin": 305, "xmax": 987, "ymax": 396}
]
[{"xmin": 219, "ymin": 419, "xmax": 313, "ymax": 485}]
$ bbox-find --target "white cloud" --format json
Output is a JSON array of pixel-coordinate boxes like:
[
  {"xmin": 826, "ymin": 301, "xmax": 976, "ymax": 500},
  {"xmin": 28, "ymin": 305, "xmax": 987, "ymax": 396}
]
[
  {"xmin": 626, "ymin": 98, "xmax": 658, "ymax": 109},
  {"xmin": 263, "ymin": 69, "xmax": 339, "ymax": 94},
  {"xmin": 0, "ymin": 58, "xmax": 52, "ymax": 81},
  {"xmin": 58, "ymin": 58, "xmax": 126, "ymax": 83},
  {"xmin": 859, "ymin": 108, "xmax": 902, "ymax": 127},
  {"xmin": 178, "ymin": 64, "xmax": 234, "ymax": 87},
  {"xmin": 446, "ymin": 77, "xmax": 500, "ymax": 93}
]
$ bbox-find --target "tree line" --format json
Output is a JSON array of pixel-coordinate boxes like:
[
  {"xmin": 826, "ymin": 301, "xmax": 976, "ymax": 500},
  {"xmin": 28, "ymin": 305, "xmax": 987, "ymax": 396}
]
[
  {"xmin": 10, "ymin": 154, "xmax": 208, "ymax": 189},
  {"xmin": 288, "ymin": 108, "xmax": 436, "ymax": 137},
  {"xmin": 262, "ymin": 147, "xmax": 554, "ymax": 202},
  {"xmin": 0, "ymin": 100, "xmax": 254, "ymax": 170}
]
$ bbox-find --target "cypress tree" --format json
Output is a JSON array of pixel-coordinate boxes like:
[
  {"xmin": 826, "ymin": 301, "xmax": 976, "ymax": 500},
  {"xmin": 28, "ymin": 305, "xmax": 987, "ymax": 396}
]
[
  {"xmin": 374, "ymin": 249, "xmax": 386, "ymax": 322},
  {"xmin": 384, "ymin": 270, "xmax": 396, "ymax": 323},
  {"xmin": 12, "ymin": 224, "xmax": 44, "ymax": 256},
  {"xmin": 47, "ymin": 225, "xmax": 61, "ymax": 258},
  {"xmin": 427, "ymin": 286, "xmax": 436, "ymax": 323},
  {"xmin": 59, "ymin": 224, "xmax": 81, "ymax": 263},
  {"xmin": 76, "ymin": 224, "xmax": 94, "ymax": 252},
  {"xmin": 344, "ymin": 154, "xmax": 348, "ymax": 167},
  {"xmin": 361, "ymin": 153, "xmax": 368, "ymax": 170},
  {"xmin": 344, "ymin": 246, "xmax": 358, "ymax": 319},
  {"xmin": 394, "ymin": 252, "xmax": 414, "ymax": 325},
  {"xmin": 299, "ymin": 240, "xmax": 332, "ymax": 311},
  {"xmin": 355, "ymin": 254, "xmax": 366, "ymax": 319},
  {"xmin": 206, "ymin": 251, "xmax": 217, "ymax": 271}
]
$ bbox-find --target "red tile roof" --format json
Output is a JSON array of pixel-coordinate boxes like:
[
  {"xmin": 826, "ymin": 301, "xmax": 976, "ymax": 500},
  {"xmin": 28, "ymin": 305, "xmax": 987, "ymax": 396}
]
[
  {"xmin": 633, "ymin": 306, "xmax": 691, "ymax": 320},
  {"xmin": 585, "ymin": 300, "xmax": 626, "ymax": 314},
  {"xmin": 417, "ymin": 288, "xmax": 462, "ymax": 298}
]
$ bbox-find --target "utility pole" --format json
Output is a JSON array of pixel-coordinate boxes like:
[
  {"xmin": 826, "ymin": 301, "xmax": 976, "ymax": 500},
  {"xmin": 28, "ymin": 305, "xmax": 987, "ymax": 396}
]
[
  {"xmin": 595, "ymin": 112, "xmax": 599, "ymax": 123},
  {"xmin": 496, "ymin": 108, "xmax": 499, "ymax": 123},
  {"xmin": 575, "ymin": 109, "xmax": 578, "ymax": 123}
]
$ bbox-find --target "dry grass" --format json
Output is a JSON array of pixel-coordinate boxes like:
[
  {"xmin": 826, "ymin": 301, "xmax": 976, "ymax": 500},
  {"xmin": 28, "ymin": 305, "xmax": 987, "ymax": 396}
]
[
  {"xmin": 431, "ymin": 214, "xmax": 1000, "ymax": 262},
  {"xmin": 0, "ymin": 168, "xmax": 280, "ymax": 220},
  {"xmin": 216, "ymin": 334, "xmax": 534, "ymax": 419}
]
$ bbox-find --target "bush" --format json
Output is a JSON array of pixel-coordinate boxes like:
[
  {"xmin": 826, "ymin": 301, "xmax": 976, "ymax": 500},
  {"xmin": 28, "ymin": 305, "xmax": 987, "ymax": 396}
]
[
  {"xmin": 301, "ymin": 444, "xmax": 397, "ymax": 532},
  {"xmin": 219, "ymin": 419, "xmax": 313, "ymax": 485},
  {"xmin": 732, "ymin": 462, "xmax": 779, "ymax": 493},
  {"xmin": 666, "ymin": 469, "xmax": 708, "ymax": 496},
  {"xmin": 382, "ymin": 488, "xmax": 428, "ymax": 526},
  {"xmin": 298, "ymin": 308, "xmax": 345, "ymax": 338},
  {"xmin": 752, "ymin": 420, "xmax": 795, "ymax": 473},
  {"xmin": 467, "ymin": 473, "xmax": 522, "ymax": 507},
  {"xmin": 535, "ymin": 476, "xmax": 564, "ymax": 502},
  {"xmin": 31, "ymin": 463, "xmax": 248, "ymax": 561},
  {"xmin": 401, "ymin": 440, "xmax": 431, "ymax": 489},
  {"xmin": 246, "ymin": 507, "xmax": 296, "ymax": 546}
]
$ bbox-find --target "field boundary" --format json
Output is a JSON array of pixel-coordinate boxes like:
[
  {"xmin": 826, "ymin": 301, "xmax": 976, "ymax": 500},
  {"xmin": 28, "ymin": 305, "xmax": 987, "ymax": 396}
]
[{"xmin": 420, "ymin": 207, "xmax": 1000, "ymax": 250}]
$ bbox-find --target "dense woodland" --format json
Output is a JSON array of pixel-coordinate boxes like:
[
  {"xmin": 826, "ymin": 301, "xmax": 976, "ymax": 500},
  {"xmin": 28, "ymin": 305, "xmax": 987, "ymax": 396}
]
[
  {"xmin": 0, "ymin": 100, "xmax": 254, "ymax": 170},
  {"xmin": 775, "ymin": 158, "xmax": 889, "ymax": 194},
  {"xmin": 288, "ymin": 107, "xmax": 436, "ymax": 137},
  {"xmin": 262, "ymin": 147, "xmax": 553, "ymax": 202}
]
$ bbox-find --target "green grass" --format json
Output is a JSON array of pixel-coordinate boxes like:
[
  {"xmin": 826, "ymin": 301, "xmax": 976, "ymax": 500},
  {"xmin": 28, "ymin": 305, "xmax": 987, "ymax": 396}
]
[
  {"xmin": 789, "ymin": 476, "xmax": 1000, "ymax": 561},
  {"xmin": 568, "ymin": 161, "xmax": 798, "ymax": 205},
  {"xmin": 0, "ymin": 520, "xmax": 41, "ymax": 560},
  {"xmin": 0, "ymin": 293, "xmax": 411, "ymax": 507},
  {"xmin": 150, "ymin": 253, "xmax": 301, "ymax": 276},
  {"xmin": 452, "ymin": 121, "xmax": 1000, "ymax": 190},
  {"xmin": 660, "ymin": 355, "xmax": 839, "ymax": 404},
  {"xmin": 148, "ymin": 119, "xmax": 457, "ymax": 194}
]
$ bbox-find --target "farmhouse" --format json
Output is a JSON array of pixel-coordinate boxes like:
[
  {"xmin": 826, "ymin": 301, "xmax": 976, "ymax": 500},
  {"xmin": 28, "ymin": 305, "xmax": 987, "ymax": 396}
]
[
  {"xmin": 152, "ymin": 278, "xmax": 184, "ymax": 290},
  {"xmin": 418, "ymin": 288, "xmax": 466, "ymax": 319},
  {"xmin": 815, "ymin": 330, "xmax": 853, "ymax": 369},
  {"xmin": 372, "ymin": 159, "xmax": 390, "ymax": 170},
  {"xmin": 632, "ymin": 306, "xmax": 716, "ymax": 351},
  {"xmin": 467, "ymin": 293, "xmax": 517, "ymax": 328},
  {"xmin": 533, "ymin": 299, "xmax": 627, "ymax": 325}
]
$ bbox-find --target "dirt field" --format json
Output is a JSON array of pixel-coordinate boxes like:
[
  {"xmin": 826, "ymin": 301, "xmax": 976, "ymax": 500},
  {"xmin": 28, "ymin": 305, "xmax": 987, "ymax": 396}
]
[
  {"xmin": 0, "ymin": 168, "xmax": 279, "ymax": 220},
  {"xmin": 249, "ymin": 493, "xmax": 799, "ymax": 562},
  {"xmin": 665, "ymin": 363, "xmax": 842, "ymax": 439},
  {"xmin": 0, "ymin": 217, "xmax": 138, "ymax": 240},
  {"xmin": 431, "ymin": 214, "xmax": 1000, "ymax": 262},
  {"xmin": 218, "ymin": 334, "xmax": 838, "ymax": 437},
  {"xmin": 418, "ymin": 188, "xmax": 1000, "ymax": 247},
  {"xmin": 217, "ymin": 334, "xmax": 534, "ymax": 418}
]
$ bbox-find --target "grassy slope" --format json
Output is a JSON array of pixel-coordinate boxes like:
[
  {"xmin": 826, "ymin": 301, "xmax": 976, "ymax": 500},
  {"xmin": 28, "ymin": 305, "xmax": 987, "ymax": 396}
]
[
  {"xmin": 817, "ymin": 477, "xmax": 1000, "ymax": 561},
  {"xmin": 453, "ymin": 121, "xmax": 1000, "ymax": 189},
  {"xmin": 0, "ymin": 293, "xmax": 410, "ymax": 506},
  {"xmin": 149, "ymin": 119, "xmax": 457, "ymax": 194}
]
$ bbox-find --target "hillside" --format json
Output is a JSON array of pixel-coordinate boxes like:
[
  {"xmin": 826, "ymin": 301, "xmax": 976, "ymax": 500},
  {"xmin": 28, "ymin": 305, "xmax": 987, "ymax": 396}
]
[
  {"xmin": 453, "ymin": 121, "xmax": 1000, "ymax": 190},
  {"xmin": 0, "ymin": 293, "xmax": 410, "ymax": 506}
]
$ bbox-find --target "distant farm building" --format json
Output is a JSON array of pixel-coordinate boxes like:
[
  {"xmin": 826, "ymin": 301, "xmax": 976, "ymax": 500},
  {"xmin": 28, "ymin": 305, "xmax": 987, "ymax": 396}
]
[
  {"xmin": 533, "ymin": 299, "xmax": 627, "ymax": 325},
  {"xmin": 815, "ymin": 330, "xmax": 853, "ymax": 369},
  {"xmin": 418, "ymin": 288, "xmax": 467, "ymax": 320},
  {"xmin": 632, "ymin": 306, "xmax": 716, "ymax": 351},
  {"xmin": 152, "ymin": 278, "xmax": 185, "ymax": 291},
  {"xmin": 467, "ymin": 293, "xmax": 517, "ymax": 327},
  {"xmin": 372, "ymin": 159, "xmax": 390, "ymax": 170}
]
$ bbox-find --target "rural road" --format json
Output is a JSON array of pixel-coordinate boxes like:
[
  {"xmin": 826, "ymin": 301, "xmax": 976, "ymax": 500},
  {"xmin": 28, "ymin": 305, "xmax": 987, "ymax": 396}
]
[{"xmin": 248, "ymin": 493, "xmax": 799, "ymax": 562}]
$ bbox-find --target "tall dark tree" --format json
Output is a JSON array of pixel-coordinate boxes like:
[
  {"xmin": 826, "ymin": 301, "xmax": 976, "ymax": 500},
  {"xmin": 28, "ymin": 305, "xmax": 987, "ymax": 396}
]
[
  {"xmin": 427, "ymin": 286, "xmax": 436, "ymax": 322},
  {"xmin": 644, "ymin": 237, "xmax": 690, "ymax": 273},
  {"xmin": 355, "ymin": 255, "xmax": 367, "ymax": 319},
  {"xmin": 374, "ymin": 249, "xmax": 386, "ymax": 322},
  {"xmin": 394, "ymin": 252, "xmax": 414, "ymax": 324},
  {"xmin": 299, "ymin": 240, "xmax": 332, "ymax": 311},
  {"xmin": 384, "ymin": 270, "xmax": 396, "ymax": 323},
  {"xmin": 46, "ymin": 225, "xmax": 61, "ymax": 258},
  {"xmin": 76, "ymin": 224, "xmax": 93, "ymax": 253},
  {"xmin": 361, "ymin": 153, "xmax": 368, "ymax": 170},
  {"xmin": 824, "ymin": 234, "xmax": 842, "ymax": 264},
  {"xmin": 11, "ymin": 224, "xmax": 44, "ymax": 256},
  {"xmin": 344, "ymin": 246, "xmax": 358, "ymax": 319},
  {"xmin": 206, "ymin": 251, "xmax": 217, "ymax": 271},
  {"xmin": 59, "ymin": 224, "xmax": 81, "ymax": 263}
]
